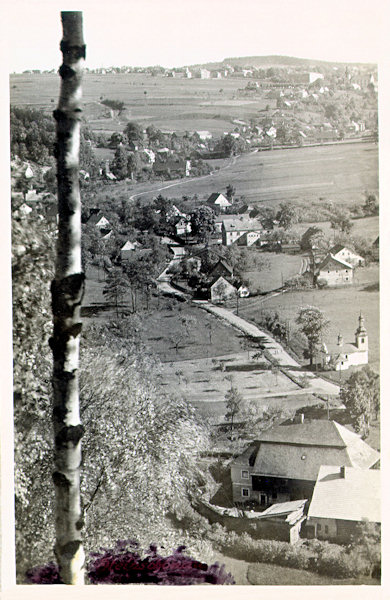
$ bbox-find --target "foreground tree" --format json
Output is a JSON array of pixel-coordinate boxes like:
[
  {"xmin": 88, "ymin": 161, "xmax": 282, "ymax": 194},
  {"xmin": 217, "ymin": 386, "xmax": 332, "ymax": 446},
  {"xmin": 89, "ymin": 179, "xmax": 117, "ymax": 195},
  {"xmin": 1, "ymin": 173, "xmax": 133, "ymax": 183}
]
[
  {"xmin": 49, "ymin": 11, "xmax": 86, "ymax": 584},
  {"xmin": 296, "ymin": 306, "xmax": 329, "ymax": 366},
  {"xmin": 340, "ymin": 366, "xmax": 380, "ymax": 437}
]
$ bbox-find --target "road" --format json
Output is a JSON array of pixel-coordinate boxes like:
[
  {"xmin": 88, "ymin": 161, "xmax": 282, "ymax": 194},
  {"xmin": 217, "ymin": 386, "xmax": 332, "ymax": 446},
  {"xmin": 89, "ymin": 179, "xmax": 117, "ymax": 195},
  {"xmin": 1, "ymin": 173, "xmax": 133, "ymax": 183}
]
[{"xmin": 196, "ymin": 301, "xmax": 340, "ymax": 397}]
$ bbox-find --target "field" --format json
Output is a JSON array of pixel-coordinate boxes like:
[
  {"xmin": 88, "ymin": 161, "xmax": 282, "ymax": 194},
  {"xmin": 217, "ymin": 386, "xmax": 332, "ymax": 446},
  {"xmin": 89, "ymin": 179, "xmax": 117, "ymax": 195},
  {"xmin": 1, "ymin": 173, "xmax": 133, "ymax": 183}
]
[
  {"xmin": 10, "ymin": 72, "xmax": 275, "ymax": 135},
  {"xmin": 89, "ymin": 142, "xmax": 379, "ymax": 212},
  {"xmin": 290, "ymin": 214, "xmax": 379, "ymax": 244}
]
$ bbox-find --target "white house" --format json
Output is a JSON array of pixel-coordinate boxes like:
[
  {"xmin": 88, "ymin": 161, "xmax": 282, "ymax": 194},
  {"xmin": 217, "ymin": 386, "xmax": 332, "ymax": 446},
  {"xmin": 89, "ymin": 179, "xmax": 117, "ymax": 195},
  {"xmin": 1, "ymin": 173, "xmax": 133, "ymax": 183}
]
[
  {"xmin": 320, "ymin": 314, "xmax": 369, "ymax": 371},
  {"xmin": 210, "ymin": 276, "xmax": 237, "ymax": 304},
  {"xmin": 329, "ymin": 244, "xmax": 365, "ymax": 268},
  {"xmin": 222, "ymin": 217, "xmax": 265, "ymax": 246},
  {"xmin": 306, "ymin": 465, "xmax": 380, "ymax": 543},
  {"xmin": 206, "ymin": 193, "xmax": 231, "ymax": 212},
  {"xmin": 87, "ymin": 213, "xmax": 111, "ymax": 230}
]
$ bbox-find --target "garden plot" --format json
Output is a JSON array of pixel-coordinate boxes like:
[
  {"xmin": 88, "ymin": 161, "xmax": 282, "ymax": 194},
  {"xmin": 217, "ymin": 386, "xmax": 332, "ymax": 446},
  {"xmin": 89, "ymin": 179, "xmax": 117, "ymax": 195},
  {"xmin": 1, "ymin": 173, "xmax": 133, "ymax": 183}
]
[{"xmin": 159, "ymin": 351, "xmax": 299, "ymax": 406}]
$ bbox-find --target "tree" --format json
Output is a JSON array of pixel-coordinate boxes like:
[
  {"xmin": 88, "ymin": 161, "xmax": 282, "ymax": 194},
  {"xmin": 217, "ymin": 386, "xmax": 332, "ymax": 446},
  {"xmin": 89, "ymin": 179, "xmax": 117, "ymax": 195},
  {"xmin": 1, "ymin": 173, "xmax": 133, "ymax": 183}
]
[
  {"xmin": 330, "ymin": 209, "xmax": 353, "ymax": 234},
  {"xmin": 340, "ymin": 366, "xmax": 379, "ymax": 437},
  {"xmin": 224, "ymin": 387, "xmax": 244, "ymax": 439},
  {"xmin": 111, "ymin": 144, "xmax": 128, "ymax": 179},
  {"xmin": 49, "ymin": 12, "xmax": 86, "ymax": 584},
  {"xmin": 103, "ymin": 267, "xmax": 129, "ymax": 317},
  {"xmin": 124, "ymin": 121, "xmax": 143, "ymax": 144},
  {"xmin": 363, "ymin": 192, "xmax": 379, "ymax": 216},
  {"xmin": 296, "ymin": 306, "xmax": 329, "ymax": 366},
  {"xmin": 190, "ymin": 206, "xmax": 215, "ymax": 243},
  {"xmin": 276, "ymin": 202, "xmax": 298, "ymax": 230},
  {"xmin": 226, "ymin": 184, "xmax": 236, "ymax": 202}
]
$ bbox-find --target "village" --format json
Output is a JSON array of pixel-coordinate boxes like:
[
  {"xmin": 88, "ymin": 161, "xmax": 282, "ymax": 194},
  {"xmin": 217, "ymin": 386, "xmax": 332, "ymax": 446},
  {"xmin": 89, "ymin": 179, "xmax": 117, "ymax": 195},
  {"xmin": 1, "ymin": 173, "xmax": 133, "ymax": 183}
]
[{"xmin": 11, "ymin": 55, "xmax": 380, "ymax": 584}]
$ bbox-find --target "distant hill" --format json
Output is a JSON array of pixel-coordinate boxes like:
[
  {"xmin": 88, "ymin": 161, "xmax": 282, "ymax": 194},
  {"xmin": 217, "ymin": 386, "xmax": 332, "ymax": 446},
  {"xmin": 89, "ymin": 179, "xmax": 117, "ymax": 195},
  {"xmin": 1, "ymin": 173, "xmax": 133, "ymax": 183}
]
[{"xmin": 189, "ymin": 55, "xmax": 376, "ymax": 70}]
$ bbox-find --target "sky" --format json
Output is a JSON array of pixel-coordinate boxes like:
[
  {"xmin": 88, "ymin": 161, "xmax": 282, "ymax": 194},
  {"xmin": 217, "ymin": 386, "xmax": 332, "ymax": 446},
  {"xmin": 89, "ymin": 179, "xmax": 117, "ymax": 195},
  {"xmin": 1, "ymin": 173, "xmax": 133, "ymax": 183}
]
[{"xmin": 1, "ymin": 0, "xmax": 389, "ymax": 72}]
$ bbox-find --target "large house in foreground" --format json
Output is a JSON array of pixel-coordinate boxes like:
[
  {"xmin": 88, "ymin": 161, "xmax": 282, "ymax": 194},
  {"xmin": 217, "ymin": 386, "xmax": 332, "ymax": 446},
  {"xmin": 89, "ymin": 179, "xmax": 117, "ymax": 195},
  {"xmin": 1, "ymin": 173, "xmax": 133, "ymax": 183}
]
[
  {"xmin": 231, "ymin": 419, "xmax": 379, "ymax": 507},
  {"xmin": 306, "ymin": 465, "xmax": 380, "ymax": 543}
]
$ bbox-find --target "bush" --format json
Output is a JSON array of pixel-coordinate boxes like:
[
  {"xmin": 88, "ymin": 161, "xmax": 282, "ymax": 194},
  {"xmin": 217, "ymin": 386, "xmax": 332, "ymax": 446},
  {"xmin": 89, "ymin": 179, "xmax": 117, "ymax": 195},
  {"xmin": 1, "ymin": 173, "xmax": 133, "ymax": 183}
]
[
  {"xmin": 207, "ymin": 527, "xmax": 379, "ymax": 579},
  {"xmin": 26, "ymin": 541, "xmax": 235, "ymax": 585},
  {"xmin": 316, "ymin": 277, "xmax": 328, "ymax": 289}
]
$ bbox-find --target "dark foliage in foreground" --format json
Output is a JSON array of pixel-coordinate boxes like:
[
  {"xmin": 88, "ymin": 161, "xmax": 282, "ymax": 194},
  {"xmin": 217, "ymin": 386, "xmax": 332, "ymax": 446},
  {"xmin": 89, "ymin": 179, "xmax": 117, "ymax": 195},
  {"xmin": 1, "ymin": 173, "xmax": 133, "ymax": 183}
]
[{"xmin": 26, "ymin": 541, "xmax": 235, "ymax": 585}]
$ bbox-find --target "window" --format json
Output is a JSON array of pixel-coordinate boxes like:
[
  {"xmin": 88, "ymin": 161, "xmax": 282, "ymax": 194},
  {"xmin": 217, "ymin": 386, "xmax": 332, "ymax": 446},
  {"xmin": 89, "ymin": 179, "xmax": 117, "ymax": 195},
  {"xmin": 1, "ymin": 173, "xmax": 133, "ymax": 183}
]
[
  {"xmin": 317, "ymin": 524, "xmax": 322, "ymax": 531},
  {"xmin": 362, "ymin": 338, "xmax": 365, "ymax": 343},
  {"xmin": 345, "ymin": 277, "xmax": 348, "ymax": 280},
  {"xmin": 241, "ymin": 470, "xmax": 249, "ymax": 479},
  {"xmin": 241, "ymin": 488, "xmax": 249, "ymax": 497},
  {"xmin": 325, "ymin": 525, "xmax": 329, "ymax": 534}
]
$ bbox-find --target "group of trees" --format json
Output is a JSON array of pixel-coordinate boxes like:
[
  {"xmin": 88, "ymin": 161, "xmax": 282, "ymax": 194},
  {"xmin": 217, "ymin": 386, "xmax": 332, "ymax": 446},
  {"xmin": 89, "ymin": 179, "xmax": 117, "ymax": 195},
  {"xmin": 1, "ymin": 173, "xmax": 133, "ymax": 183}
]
[
  {"xmin": 10, "ymin": 106, "xmax": 99, "ymax": 177},
  {"xmin": 12, "ymin": 199, "xmax": 214, "ymax": 578}
]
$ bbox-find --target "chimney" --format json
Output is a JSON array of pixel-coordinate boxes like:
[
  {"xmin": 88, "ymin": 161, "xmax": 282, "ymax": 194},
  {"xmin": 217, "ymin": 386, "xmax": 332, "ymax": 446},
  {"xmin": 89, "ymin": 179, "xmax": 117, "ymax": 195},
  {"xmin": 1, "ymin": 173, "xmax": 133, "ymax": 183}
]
[
  {"xmin": 300, "ymin": 413, "xmax": 304, "ymax": 424},
  {"xmin": 340, "ymin": 466, "xmax": 346, "ymax": 478}
]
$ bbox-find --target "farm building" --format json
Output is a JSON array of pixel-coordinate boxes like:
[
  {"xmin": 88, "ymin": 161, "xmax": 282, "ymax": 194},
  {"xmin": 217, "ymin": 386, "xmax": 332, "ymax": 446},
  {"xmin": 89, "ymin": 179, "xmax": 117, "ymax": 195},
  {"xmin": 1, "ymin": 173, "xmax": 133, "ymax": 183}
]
[
  {"xmin": 209, "ymin": 259, "xmax": 234, "ymax": 280},
  {"xmin": 206, "ymin": 193, "xmax": 231, "ymax": 212},
  {"xmin": 320, "ymin": 314, "xmax": 369, "ymax": 371},
  {"xmin": 210, "ymin": 276, "xmax": 237, "ymax": 304},
  {"xmin": 306, "ymin": 466, "xmax": 380, "ymax": 543},
  {"xmin": 231, "ymin": 418, "xmax": 379, "ymax": 508},
  {"xmin": 120, "ymin": 240, "xmax": 141, "ymax": 261},
  {"xmin": 222, "ymin": 217, "xmax": 265, "ymax": 246},
  {"xmin": 317, "ymin": 253, "xmax": 354, "ymax": 286},
  {"xmin": 329, "ymin": 244, "xmax": 365, "ymax": 267},
  {"xmin": 87, "ymin": 213, "xmax": 111, "ymax": 231}
]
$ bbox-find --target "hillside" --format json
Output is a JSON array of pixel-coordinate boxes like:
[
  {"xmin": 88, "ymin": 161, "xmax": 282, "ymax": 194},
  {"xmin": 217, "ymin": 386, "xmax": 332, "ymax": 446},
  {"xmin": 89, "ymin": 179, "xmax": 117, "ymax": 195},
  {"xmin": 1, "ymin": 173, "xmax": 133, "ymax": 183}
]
[{"xmin": 221, "ymin": 55, "xmax": 376, "ymax": 69}]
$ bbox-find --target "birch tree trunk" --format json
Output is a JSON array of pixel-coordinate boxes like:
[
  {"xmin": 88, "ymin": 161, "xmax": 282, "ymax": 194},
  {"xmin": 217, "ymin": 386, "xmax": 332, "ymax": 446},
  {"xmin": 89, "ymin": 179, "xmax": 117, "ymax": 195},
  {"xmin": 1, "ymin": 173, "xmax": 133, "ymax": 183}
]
[{"xmin": 49, "ymin": 11, "xmax": 86, "ymax": 585}]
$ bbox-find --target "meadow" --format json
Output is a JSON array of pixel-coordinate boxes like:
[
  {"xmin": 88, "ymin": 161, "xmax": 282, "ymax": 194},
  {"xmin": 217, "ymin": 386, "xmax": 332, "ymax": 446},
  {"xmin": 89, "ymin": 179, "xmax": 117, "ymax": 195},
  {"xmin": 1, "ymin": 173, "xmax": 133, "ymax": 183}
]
[{"xmin": 10, "ymin": 72, "xmax": 275, "ymax": 135}]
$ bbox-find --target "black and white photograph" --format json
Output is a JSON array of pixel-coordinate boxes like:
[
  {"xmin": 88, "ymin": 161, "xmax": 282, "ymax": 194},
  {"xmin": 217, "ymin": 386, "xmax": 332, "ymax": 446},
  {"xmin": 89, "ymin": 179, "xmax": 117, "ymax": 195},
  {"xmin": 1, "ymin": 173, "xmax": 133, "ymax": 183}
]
[{"xmin": 1, "ymin": 0, "xmax": 388, "ymax": 597}]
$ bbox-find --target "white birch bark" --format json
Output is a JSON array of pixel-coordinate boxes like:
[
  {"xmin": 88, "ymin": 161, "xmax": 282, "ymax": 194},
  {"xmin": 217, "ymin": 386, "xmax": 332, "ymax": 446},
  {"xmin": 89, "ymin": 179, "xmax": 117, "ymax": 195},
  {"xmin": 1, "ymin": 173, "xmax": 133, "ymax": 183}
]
[{"xmin": 49, "ymin": 11, "xmax": 86, "ymax": 585}]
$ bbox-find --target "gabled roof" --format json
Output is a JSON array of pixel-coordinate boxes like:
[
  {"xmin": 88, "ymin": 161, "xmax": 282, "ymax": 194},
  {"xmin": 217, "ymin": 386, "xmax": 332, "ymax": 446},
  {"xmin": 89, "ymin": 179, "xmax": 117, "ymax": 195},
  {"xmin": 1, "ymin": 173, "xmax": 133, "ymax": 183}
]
[
  {"xmin": 210, "ymin": 275, "xmax": 236, "ymax": 290},
  {"xmin": 308, "ymin": 466, "xmax": 380, "ymax": 523},
  {"xmin": 329, "ymin": 244, "xmax": 364, "ymax": 260},
  {"xmin": 222, "ymin": 218, "xmax": 263, "ymax": 232},
  {"xmin": 207, "ymin": 193, "xmax": 231, "ymax": 207},
  {"xmin": 250, "ymin": 420, "xmax": 379, "ymax": 481},
  {"xmin": 318, "ymin": 253, "xmax": 353, "ymax": 270},
  {"xmin": 121, "ymin": 241, "xmax": 138, "ymax": 251},
  {"xmin": 87, "ymin": 213, "xmax": 110, "ymax": 226},
  {"xmin": 210, "ymin": 259, "xmax": 233, "ymax": 274}
]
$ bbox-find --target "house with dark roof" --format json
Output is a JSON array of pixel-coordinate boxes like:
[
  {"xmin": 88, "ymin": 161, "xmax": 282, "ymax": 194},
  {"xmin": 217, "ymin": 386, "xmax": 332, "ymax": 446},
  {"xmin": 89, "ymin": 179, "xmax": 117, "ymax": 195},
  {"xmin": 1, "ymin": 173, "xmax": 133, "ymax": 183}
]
[
  {"xmin": 206, "ymin": 193, "xmax": 231, "ymax": 213},
  {"xmin": 306, "ymin": 465, "xmax": 380, "ymax": 543},
  {"xmin": 209, "ymin": 259, "xmax": 234, "ymax": 280},
  {"xmin": 317, "ymin": 253, "xmax": 353, "ymax": 286},
  {"xmin": 87, "ymin": 212, "xmax": 111, "ymax": 230},
  {"xmin": 329, "ymin": 244, "xmax": 365, "ymax": 268},
  {"xmin": 231, "ymin": 419, "xmax": 379, "ymax": 507}
]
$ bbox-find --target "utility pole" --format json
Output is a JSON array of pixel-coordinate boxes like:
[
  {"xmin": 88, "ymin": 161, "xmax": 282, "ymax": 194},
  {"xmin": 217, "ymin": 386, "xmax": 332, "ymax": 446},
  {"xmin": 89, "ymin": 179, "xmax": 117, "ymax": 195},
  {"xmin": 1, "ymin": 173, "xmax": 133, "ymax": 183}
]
[{"xmin": 49, "ymin": 11, "xmax": 86, "ymax": 585}]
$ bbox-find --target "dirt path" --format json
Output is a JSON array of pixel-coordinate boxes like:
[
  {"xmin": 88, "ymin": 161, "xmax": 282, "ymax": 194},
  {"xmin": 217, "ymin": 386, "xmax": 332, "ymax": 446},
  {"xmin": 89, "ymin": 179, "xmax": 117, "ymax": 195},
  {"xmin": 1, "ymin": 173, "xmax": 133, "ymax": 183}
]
[{"xmin": 196, "ymin": 302, "xmax": 340, "ymax": 397}]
